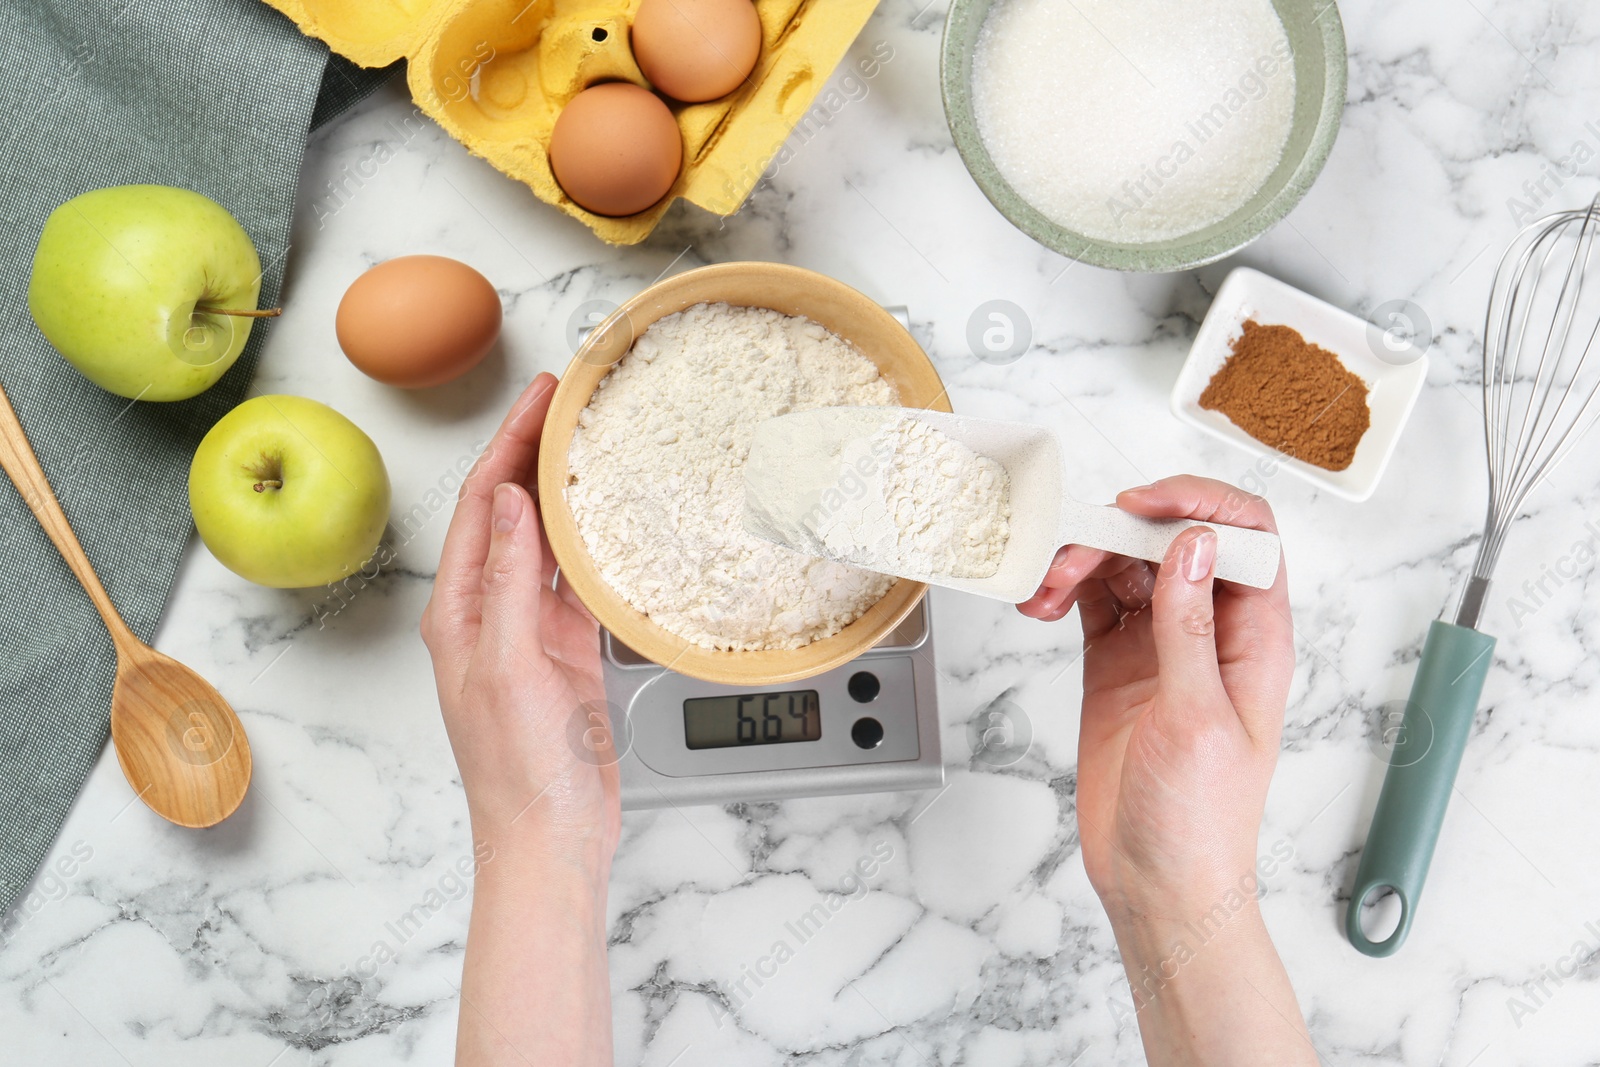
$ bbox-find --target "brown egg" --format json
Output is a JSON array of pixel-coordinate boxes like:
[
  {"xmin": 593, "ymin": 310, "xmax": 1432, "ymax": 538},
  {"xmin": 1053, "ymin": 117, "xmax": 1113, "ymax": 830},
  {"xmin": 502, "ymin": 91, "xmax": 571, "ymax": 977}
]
[
  {"xmin": 336, "ymin": 256, "xmax": 501, "ymax": 389},
  {"xmin": 549, "ymin": 83, "xmax": 683, "ymax": 217},
  {"xmin": 631, "ymin": 0, "xmax": 762, "ymax": 103}
]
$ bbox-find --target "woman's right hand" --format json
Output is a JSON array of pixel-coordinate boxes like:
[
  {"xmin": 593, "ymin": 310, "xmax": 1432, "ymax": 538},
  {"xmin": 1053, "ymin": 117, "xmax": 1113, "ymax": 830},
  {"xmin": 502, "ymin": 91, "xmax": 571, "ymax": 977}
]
[
  {"xmin": 1019, "ymin": 475, "xmax": 1315, "ymax": 1066},
  {"xmin": 1019, "ymin": 475, "xmax": 1292, "ymax": 914}
]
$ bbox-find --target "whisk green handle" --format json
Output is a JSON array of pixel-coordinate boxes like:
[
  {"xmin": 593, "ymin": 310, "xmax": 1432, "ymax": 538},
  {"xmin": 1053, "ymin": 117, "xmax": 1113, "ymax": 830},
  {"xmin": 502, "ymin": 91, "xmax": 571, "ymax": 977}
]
[{"xmin": 1345, "ymin": 620, "xmax": 1496, "ymax": 957}]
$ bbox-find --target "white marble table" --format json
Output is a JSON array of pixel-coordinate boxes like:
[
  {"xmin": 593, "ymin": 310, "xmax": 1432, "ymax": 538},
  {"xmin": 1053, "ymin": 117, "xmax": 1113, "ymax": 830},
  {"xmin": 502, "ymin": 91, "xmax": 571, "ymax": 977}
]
[{"xmin": 7, "ymin": 0, "xmax": 1600, "ymax": 1062}]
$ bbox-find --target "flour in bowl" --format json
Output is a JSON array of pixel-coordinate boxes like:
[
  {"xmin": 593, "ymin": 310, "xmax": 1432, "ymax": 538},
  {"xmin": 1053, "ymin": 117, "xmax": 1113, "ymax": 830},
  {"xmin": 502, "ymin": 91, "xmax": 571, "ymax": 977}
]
[{"xmin": 566, "ymin": 302, "xmax": 899, "ymax": 652}]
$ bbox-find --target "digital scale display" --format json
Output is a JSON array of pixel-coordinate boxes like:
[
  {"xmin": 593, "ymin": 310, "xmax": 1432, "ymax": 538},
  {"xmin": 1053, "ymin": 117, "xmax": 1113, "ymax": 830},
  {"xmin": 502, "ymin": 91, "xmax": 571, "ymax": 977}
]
[
  {"xmin": 602, "ymin": 598, "xmax": 939, "ymax": 808},
  {"xmin": 683, "ymin": 690, "xmax": 822, "ymax": 750}
]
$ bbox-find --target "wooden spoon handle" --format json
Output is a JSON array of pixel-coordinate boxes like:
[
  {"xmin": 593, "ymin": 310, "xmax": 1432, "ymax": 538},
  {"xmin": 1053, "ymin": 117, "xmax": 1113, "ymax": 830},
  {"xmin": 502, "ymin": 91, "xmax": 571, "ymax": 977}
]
[{"xmin": 0, "ymin": 382, "xmax": 135, "ymax": 646}]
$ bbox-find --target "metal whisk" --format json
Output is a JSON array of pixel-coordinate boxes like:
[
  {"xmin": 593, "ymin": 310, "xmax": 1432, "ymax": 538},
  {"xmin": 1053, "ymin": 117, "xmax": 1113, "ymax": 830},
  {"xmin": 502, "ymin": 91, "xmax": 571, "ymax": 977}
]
[
  {"xmin": 1347, "ymin": 198, "xmax": 1600, "ymax": 957},
  {"xmin": 1458, "ymin": 198, "xmax": 1600, "ymax": 627}
]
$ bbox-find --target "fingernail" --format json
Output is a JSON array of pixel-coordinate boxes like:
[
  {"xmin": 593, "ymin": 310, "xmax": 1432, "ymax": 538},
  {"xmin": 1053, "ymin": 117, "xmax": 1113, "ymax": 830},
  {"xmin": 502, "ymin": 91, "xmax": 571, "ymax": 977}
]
[
  {"xmin": 1122, "ymin": 483, "xmax": 1153, "ymax": 495},
  {"xmin": 1185, "ymin": 529, "xmax": 1216, "ymax": 582},
  {"xmin": 493, "ymin": 484, "xmax": 522, "ymax": 533}
]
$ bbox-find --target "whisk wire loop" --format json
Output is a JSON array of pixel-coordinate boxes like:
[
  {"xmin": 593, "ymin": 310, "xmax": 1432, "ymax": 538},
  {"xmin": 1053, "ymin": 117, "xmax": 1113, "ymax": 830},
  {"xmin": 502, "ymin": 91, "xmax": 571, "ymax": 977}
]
[{"xmin": 1463, "ymin": 197, "xmax": 1600, "ymax": 623}]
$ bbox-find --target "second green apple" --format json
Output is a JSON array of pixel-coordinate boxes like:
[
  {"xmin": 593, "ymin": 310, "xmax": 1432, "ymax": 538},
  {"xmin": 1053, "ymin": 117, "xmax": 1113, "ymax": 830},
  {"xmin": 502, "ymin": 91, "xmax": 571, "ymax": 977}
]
[{"xmin": 190, "ymin": 396, "xmax": 390, "ymax": 588}]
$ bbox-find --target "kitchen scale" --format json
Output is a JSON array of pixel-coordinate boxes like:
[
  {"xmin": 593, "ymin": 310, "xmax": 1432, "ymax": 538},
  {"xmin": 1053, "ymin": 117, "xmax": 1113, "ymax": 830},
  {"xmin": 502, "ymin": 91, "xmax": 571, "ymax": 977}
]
[
  {"xmin": 601, "ymin": 601, "xmax": 943, "ymax": 809},
  {"xmin": 574, "ymin": 303, "xmax": 943, "ymax": 809}
]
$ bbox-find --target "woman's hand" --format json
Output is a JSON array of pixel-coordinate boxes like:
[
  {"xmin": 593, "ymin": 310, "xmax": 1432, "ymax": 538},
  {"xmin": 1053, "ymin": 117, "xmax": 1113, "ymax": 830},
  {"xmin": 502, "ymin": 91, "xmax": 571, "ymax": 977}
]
[
  {"xmin": 422, "ymin": 371, "xmax": 620, "ymax": 858},
  {"xmin": 1019, "ymin": 475, "xmax": 1313, "ymax": 1066},
  {"xmin": 1019, "ymin": 475, "xmax": 1291, "ymax": 911},
  {"xmin": 422, "ymin": 372, "xmax": 618, "ymax": 1067}
]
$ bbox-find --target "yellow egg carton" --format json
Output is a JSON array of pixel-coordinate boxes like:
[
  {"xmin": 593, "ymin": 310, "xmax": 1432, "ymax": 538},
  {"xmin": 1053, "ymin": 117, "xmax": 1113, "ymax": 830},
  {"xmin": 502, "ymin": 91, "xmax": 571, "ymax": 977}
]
[{"xmin": 264, "ymin": 0, "xmax": 881, "ymax": 244}]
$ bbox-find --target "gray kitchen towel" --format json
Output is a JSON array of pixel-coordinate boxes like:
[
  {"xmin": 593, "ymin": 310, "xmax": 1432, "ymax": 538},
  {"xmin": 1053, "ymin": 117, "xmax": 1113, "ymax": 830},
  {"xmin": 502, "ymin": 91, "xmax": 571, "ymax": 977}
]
[{"xmin": 0, "ymin": 0, "xmax": 391, "ymax": 915}]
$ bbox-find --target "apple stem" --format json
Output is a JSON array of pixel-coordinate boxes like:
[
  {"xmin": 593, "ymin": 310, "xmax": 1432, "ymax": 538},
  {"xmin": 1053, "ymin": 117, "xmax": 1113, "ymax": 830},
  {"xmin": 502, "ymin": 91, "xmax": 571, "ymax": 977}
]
[
  {"xmin": 197, "ymin": 306, "xmax": 282, "ymax": 318},
  {"xmin": 253, "ymin": 479, "xmax": 283, "ymax": 493}
]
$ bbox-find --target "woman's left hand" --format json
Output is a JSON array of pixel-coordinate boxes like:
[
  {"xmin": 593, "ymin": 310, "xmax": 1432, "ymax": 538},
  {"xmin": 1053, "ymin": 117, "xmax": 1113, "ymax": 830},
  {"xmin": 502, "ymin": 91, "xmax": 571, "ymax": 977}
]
[
  {"xmin": 421, "ymin": 371, "xmax": 620, "ymax": 861},
  {"xmin": 422, "ymin": 372, "xmax": 621, "ymax": 1067}
]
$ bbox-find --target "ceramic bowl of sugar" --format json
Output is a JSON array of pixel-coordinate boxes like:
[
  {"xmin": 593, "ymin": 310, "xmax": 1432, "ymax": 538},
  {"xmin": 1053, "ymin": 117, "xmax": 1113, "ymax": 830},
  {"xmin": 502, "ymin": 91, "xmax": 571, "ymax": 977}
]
[
  {"xmin": 538, "ymin": 262, "xmax": 952, "ymax": 687},
  {"xmin": 941, "ymin": 0, "xmax": 1347, "ymax": 273}
]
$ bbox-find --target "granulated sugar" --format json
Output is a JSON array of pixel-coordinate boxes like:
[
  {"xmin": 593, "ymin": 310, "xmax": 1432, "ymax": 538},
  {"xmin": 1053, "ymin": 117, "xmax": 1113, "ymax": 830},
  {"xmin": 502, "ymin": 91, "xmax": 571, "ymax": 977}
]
[
  {"xmin": 971, "ymin": 0, "xmax": 1295, "ymax": 244},
  {"xmin": 566, "ymin": 302, "xmax": 899, "ymax": 652}
]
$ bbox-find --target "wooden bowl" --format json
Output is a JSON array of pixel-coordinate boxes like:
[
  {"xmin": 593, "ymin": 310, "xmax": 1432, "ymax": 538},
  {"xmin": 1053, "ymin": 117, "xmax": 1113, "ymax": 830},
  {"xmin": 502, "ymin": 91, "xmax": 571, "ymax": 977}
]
[{"xmin": 538, "ymin": 262, "xmax": 952, "ymax": 686}]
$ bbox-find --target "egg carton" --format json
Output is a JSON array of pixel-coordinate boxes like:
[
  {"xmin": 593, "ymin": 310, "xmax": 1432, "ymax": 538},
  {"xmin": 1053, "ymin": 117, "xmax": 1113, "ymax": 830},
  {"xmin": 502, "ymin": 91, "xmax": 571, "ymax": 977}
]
[{"xmin": 264, "ymin": 0, "xmax": 882, "ymax": 244}]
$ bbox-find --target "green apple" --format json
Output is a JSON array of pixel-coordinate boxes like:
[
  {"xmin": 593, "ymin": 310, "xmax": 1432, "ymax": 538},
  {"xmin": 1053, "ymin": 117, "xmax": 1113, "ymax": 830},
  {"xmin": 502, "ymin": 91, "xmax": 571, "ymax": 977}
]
[
  {"xmin": 28, "ymin": 184, "xmax": 275, "ymax": 401},
  {"xmin": 189, "ymin": 396, "xmax": 390, "ymax": 588}
]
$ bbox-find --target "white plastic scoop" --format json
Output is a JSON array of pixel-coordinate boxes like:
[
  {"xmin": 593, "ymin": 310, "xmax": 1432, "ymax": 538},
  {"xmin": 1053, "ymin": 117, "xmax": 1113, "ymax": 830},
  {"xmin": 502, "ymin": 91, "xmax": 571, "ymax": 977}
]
[{"xmin": 743, "ymin": 407, "xmax": 1281, "ymax": 602}]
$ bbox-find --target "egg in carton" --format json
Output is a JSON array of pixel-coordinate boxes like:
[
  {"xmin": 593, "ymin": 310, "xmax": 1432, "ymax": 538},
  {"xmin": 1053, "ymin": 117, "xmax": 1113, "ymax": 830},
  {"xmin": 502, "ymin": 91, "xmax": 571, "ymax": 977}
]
[{"xmin": 263, "ymin": 0, "xmax": 882, "ymax": 244}]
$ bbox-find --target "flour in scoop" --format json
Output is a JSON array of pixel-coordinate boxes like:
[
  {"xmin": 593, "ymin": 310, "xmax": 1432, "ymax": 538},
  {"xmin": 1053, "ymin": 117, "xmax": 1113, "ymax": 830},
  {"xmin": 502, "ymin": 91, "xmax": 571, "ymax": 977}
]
[
  {"xmin": 972, "ymin": 0, "xmax": 1295, "ymax": 243},
  {"xmin": 566, "ymin": 302, "xmax": 898, "ymax": 652},
  {"xmin": 801, "ymin": 414, "xmax": 1012, "ymax": 579}
]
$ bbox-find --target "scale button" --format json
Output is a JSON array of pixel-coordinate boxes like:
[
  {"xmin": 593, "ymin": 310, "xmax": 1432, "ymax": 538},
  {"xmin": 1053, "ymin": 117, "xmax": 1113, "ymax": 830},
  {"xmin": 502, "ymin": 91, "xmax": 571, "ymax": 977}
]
[
  {"xmin": 851, "ymin": 716, "xmax": 884, "ymax": 749},
  {"xmin": 847, "ymin": 671, "xmax": 880, "ymax": 703}
]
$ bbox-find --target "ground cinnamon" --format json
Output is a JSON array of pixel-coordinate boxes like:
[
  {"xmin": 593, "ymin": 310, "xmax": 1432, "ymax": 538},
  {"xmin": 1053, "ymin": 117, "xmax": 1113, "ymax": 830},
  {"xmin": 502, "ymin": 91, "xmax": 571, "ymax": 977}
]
[{"xmin": 1198, "ymin": 320, "xmax": 1370, "ymax": 471}]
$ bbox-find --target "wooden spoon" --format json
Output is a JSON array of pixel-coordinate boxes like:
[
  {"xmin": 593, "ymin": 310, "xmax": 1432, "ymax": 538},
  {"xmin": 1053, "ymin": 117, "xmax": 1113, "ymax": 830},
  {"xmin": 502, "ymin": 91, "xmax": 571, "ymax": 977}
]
[{"xmin": 0, "ymin": 383, "xmax": 250, "ymax": 827}]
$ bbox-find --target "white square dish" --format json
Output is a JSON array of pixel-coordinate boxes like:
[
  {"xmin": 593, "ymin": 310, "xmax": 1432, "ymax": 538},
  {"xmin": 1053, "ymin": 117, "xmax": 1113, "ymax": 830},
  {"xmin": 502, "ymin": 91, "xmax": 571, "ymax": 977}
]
[{"xmin": 1171, "ymin": 267, "xmax": 1429, "ymax": 502}]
